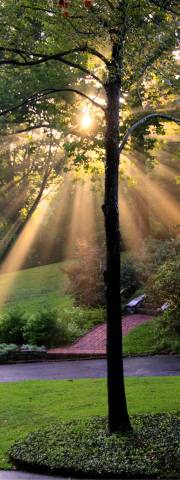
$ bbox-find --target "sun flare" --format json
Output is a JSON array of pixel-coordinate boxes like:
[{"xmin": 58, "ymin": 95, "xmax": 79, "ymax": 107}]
[{"xmin": 81, "ymin": 112, "xmax": 92, "ymax": 129}]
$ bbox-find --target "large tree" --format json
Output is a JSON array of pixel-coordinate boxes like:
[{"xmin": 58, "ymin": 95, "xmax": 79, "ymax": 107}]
[{"xmin": 0, "ymin": 0, "xmax": 179, "ymax": 432}]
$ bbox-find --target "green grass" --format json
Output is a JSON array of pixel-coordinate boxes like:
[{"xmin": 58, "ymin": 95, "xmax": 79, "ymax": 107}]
[
  {"xmin": 0, "ymin": 262, "xmax": 105, "ymax": 346},
  {"xmin": 123, "ymin": 320, "xmax": 157, "ymax": 355},
  {"xmin": 0, "ymin": 376, "xmax": 179, "ymax": 469},
  {"xmin": 123, "ymin": 319, "xmax": 180, "ymax": 355},
  {"xmin": 0, "ymin": 262, "xmax": 73, "ymax": 314}
]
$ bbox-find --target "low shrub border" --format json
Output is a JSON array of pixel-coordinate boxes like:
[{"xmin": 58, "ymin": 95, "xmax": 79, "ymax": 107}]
[
  {"xmin": 0, "ymin": 344, "xmax": 47, "ymax": 363},
  {"xmin": 10, "ymin": 414, "xmax": 179, "ymax": 479}
]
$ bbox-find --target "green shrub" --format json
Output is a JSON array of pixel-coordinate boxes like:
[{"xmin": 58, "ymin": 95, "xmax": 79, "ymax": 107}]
[
  {"xmin": 23, "ymin": 308, "xmax": 69, "ymax": 347},
  {"xmin": 0, "ymin": 343, "xmax": 47, "ymax": 362},
  {"xmin": 137, "ymin": 236, "xmax": 180, "ymax": 282},
  {"xmin": 64, "ymin": 241, "xmax": 105, "ymax": 308},
  {"xmin": 10, "ymin": 414, "xmax": 179, "ymax": 479},
  {"xmin": 0, "ymin": 343, "xmax": 18, "ymax": 354},
  {"xmin": 0, "ymin": 343, "xmax": 18, "ymax": 361},
  {"xmin": 146, "ymin": 256, "xmax": 180, "ymax": 330},
  {"xmin": 60, "ymin": 306, "xmax": 104, "ymax": 333},
  {"xmin": 0, "ymin": 309, "xmax": 25, "ymax": 345},
  {"xmin": 121, "ymin": 256, "xmax": 142, "ymax": 293},
  {"xmin": 0, "ymin": 303, "xmax": 105, "ymax": 349},
  {"xmin": 65, "ymin": 242, "xmax": 143, "ymax": 307}
]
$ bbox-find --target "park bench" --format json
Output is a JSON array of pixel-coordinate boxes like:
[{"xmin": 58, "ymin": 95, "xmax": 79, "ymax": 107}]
[
  {"xmin": 157, "ymin": 302, "xmax": 169, "ymax": 313},
  {"xmin": 125, "ymin": 294, "xmax": 145, "ymax": 313}
]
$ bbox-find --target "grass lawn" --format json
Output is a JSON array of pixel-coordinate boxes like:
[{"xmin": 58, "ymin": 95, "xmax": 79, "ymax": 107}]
[
  {"xmin": 123, "ymin": 320, "xmax": 158, "ymax": 355},
  {"xmin": 0, "ymin": 262, "xmax": 105, "ymax": 346},
  {"xmin": 0, "ymin": 376, "xmax": 179, "ymax": 469},
  {"xmin": 0, "ymin": 262, "xmax": 73, "ymax": 314},
  {"xmin": 123, "ymin": 318, "xmax": 180, "ymax": 355}
]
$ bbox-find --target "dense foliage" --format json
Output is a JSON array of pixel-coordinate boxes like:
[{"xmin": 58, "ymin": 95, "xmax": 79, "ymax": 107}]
[
  {"xmin": 65, "ymin": 241, "xmax": 105, "ymax": 307},
  {"xmin": 0, "ymin": 305, "xmax": 104, "ymax": 347},
  {"xmin": 10, "ymin": 414, "xmax": 179, "ymax": 479},
  {"xmin": 65, "ymin": 237, "xmax": 180, "ymax": 307},
  {"xmin": 146, "ymin": 255, "xmax": 180, "ymax": 351}
]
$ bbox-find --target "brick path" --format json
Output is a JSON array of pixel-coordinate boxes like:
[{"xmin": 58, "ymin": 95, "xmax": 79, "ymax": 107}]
[{"xmin": 48, "ymin": 314, "xmax": 152, "ymax": 358}]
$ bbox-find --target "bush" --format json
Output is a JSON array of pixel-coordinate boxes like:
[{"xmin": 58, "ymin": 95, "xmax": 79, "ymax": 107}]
[
  {"xmin": 64, "ymin": 241, "xmax": 105, "ymax": 307},
  {"xmin": 10, "ymin": 414, "xmax": 179, "ymax": 479},
  {"xmin": 0, "ymin": 304, "xmax": 105, "ymax": 349},
  {"xmin": 0, "ymin": 343, "xmax": 18, "ymax": 362},
  {"xmin": 0, "ymin": 343, "xmax": 18, "ymax": 354},
  {"xmin": 146, "ymin": 256, "xmax": 180, "ymax": 347},
  {"xmin": 0, "ymin": 309, "xmax": 25, "ymax": 345},
  {"xmin": 23, "ymin": 308, "xmax": 70, "ymax": 348},
  {"xmin": 23, "ymin": 307, "xmax": 102, "ymax": 347},
  {"xmin": 136, "ymin": 236, "xmax": 180, "ymax": 283},
  {"xmin": 121, "ymin": 256, "xmax": 142, "ymax": 293},
  {"xmin": 65, "ymin": 242, "xmax": 143, "ymax": 307},
  {"xmin": 0, "ymin": 343, "xmax": 47, "ymax": 362},
  {"xmin": 0, "ymin": 308, "xmax": 66, "ymax": 348}
]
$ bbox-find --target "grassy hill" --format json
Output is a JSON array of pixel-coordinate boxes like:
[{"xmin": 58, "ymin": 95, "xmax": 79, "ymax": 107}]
[
  {"xmin": 0, "ymin": 262, "xmax": 105, "ymax": 347},
  {"xmin": 0, "ymin": 262, "xmax": 73, "ymax": 314}
]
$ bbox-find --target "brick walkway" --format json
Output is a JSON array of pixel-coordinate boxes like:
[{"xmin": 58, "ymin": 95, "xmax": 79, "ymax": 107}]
[{"xmin": 48, "ymin": 314, "xmax": 152, "ymax": 358}]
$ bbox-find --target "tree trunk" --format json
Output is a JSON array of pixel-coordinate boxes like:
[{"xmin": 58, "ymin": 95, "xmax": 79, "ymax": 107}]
[
  {"xmin": 103, "ymin": 80, "xmax": 132, "ymax": 433},
  {"xmin": 0, "ymin": 172, "xmax": 49, "ymax": 264}
]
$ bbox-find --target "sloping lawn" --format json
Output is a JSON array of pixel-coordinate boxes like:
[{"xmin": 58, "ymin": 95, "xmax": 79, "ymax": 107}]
[
  {"xmin": 0, "ymin": 262, "xmax": 73, "ymax": 314},
  {"xmin": 0, "ymin": 262, "xmax": 105, "ymax": 347},
  {"xmin": 123, "ymin": 318, "xmax": 180, "ymax": 355},
  {"xmin": 123, "ymin": 320, "xmax": 157, "ymax": 355},
  {"xmin": 0, "ymin": 376, "xmax": 179, "ymax": 469}
]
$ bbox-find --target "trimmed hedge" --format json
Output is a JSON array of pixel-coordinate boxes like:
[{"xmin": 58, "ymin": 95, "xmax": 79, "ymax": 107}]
[
  {"xmin": 0, "ymin": 343, "xmax": 46, "ymax": 363},
  {"xmin": 10, "ymin": 414, "xmax": 179, "ymax": 479}
]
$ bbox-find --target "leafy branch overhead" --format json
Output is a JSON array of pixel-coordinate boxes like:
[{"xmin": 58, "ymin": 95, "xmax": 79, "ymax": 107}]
[{"xmin": 0, "ymin": 1, "xmax": 179, "ymax": 136}]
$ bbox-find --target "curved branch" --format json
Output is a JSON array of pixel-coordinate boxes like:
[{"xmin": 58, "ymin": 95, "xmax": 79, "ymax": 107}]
[
  {"xmin": 0, "ymin": 87, "xmax": 105, "ymax": 119},
  {"xmin": 0, "ymin": 45, "xmax": 108, "ymax": 84},
  {"xmin": 41, "ymin": 87, "xmax": 106, "ymax": 111},
  {"xmin": 119, "ymin": 113, "xmax": 180, "ymax": 153},
  {"xmin": 0, "ymin": 45, "xmax": 109, "ymax": 66}
]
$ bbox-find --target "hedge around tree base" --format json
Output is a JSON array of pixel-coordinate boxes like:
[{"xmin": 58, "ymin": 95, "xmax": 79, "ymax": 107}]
[{"xmin": 10, "ymin": 414, "xmax": 179, "ymax": 479}]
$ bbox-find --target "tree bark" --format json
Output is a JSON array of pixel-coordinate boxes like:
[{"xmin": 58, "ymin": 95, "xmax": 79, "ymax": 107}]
[{"xmin": 103, "ymin": 79, "xmax": 132, "ymax": 433}]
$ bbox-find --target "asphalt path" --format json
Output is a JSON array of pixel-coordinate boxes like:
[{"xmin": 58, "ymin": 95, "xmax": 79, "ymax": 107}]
[
  {"xmin": 0, "ymin": 355, "xmax": 179, "ymax": 382},
  {"xmin": 0, "ymin": 472, "xmax": 68, "ymax": 480}
]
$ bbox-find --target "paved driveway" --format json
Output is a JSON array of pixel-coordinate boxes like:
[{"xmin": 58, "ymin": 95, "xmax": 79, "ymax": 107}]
[
  {"xmin": 0, "ymin": 472, "xmax": 65, "ymax": 480},
  {"xmin": 0, "ymin": 355, "xmax": 179, "ymax": 382}
]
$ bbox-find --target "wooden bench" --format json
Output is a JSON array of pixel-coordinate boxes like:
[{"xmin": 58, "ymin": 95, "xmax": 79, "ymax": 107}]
[{"xmin": 125, "ymin": 294, "xmax": 145, "ymax": 313}]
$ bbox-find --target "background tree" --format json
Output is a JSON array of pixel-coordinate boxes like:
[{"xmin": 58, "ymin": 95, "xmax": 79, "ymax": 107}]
[{"xmin": 0, "ymin": 0, "xmax": 179, "ymax": 432}]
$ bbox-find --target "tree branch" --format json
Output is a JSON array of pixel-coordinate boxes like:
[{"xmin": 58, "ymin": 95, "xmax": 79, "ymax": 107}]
[
  {"xmin": 66, "ymin": 17, "xmax": 99, "ymax": 37},
  {"xmin": 0, "ymin": 87, "xmax": 105, "ymax": 119},
  {"xmin": 0, "ymin": 124, "xmax": 49, "ymax": 136},
  {"xmin": 20, "ymin": 4, "xmax": 57, "ymax": 15},
  {"xmin": 119, "ymin": 113, "xmax": 180, "ymax": 153},
  {"xmin": 148, "ymin": 0, "xmax": 180, "ymax": 15},
  {"xmin": 0, "ymin": 45, "xmax": 108, "ymax": 84}
]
